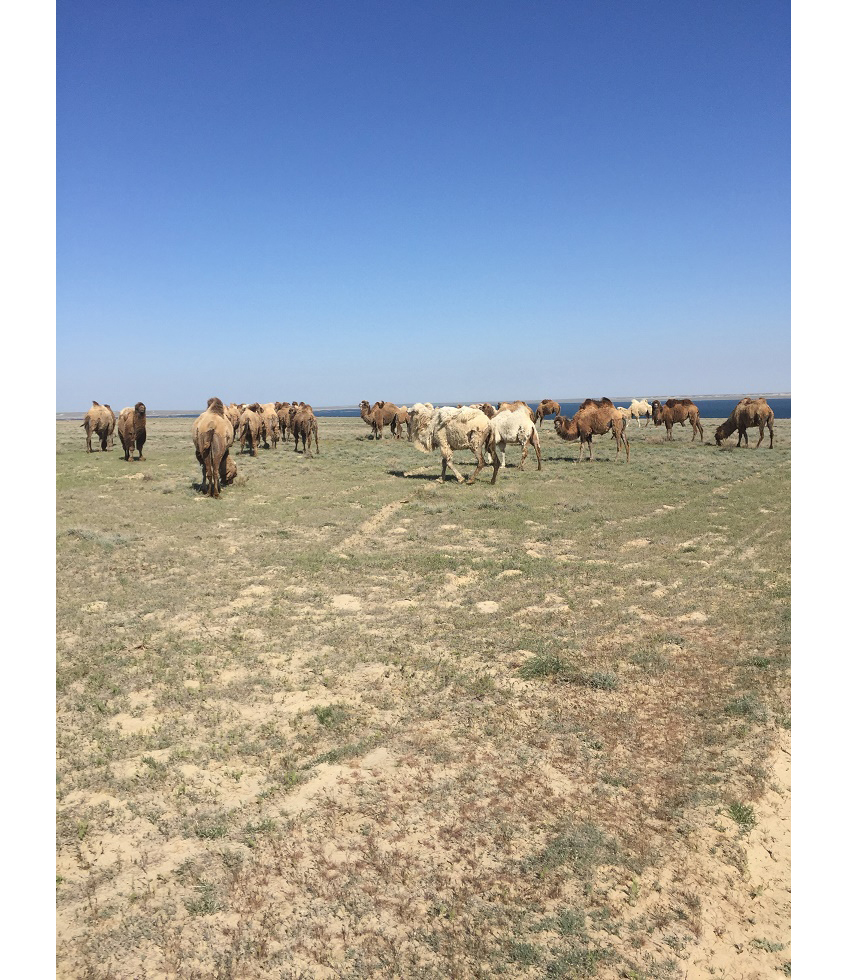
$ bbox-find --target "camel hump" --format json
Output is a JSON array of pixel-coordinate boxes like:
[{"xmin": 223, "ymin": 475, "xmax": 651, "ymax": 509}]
[
  {"xmin": 207, "ymin": 397, "xmax": 225, "ymax": 415},
  {"xmin": 92, "ymin": 400, "xmax": 100, "ymax": 406},
  {"xmin": 600, "ymin": 397, "xmax": 614, "ymax": 406}
]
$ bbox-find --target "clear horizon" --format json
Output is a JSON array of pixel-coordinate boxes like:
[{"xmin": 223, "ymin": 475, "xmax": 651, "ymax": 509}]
[{"xmin": 57, "ymin": 1, "xmax": 790, "ymax": 410}]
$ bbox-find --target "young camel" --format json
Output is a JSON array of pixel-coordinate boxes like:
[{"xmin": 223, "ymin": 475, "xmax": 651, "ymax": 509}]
[
  {"xmin": 651, "ymin": 399, "xmax": 704, "ymax": 442},
  {"xmin": 714, "ymin": 397, "xmax": 775, "ymax": 448},
  {"xmin": 553, "ymin": 398, "xmax": 630, "ymax": 462}
]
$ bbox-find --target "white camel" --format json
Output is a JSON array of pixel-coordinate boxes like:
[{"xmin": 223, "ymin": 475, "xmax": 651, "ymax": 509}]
[
  {"xmin": 627, "ymin": 398, "xmax": 652, "ymax": 427},
  {"xmin": 487, "ymin": 408, "xmax": 542, "ymax": 484},
  {"xmin": 408, "ymin": 404, "xmax": 492, "ymax": 484}
]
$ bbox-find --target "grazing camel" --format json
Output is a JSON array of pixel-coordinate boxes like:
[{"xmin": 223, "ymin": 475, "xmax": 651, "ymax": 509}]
[
  {"xmin": 192, "ymin": 397, "xmax": 237, "ymax": 498},
  {"xmin": 81, "ymin": 401, "xmax": 116, "ymax": 452},
  {"xmin": 651, "ymin": 398, "xmax": 704, "ymax": 442},
  {"xmin": 553, "ymin": 398, "xmax": 630, "ymax": 462},
  {"xmin": 714, "ymin": 397, "xmax": 775, "ymax": 448},
  {"xmin": 534, "ymin": 400, "xmax": 561, "ymax": 426},
  {"xmin": 408, "ymin": 404, "xmax": 492, "ymax": 484},
  {"xmin": 117, "ymin": 402, "xmax": 147, "ymax": 461},
  {"xmin": 292, "ymin": 405, "xmax": 319, "ymax": 455},
  {"xmin": 360, "ymin": 400, "xmax": 402, "ymax": 439},
  {"xmin": 627, "ymin": 399, "xmax": 652, "ymax": 426},
  {"xmin": 487, "ymin": 408, "xmax": 542, "ymax": 484}
]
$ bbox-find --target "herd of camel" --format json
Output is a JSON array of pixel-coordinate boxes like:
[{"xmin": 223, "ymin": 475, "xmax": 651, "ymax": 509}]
[{"xmin": 80, "ymin": 395, "xmax": 776, "ymax": 498}]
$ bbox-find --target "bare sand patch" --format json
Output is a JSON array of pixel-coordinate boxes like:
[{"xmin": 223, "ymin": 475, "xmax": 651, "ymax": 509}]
[{"xmin": 331, "ymin": 594, "xmax": 362, "ymax": 612}]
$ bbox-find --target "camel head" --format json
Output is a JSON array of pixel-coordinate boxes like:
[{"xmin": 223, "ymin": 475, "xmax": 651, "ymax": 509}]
[
  {"xmin": 224, "ymin": 455, "xmax": 237, "ymax": 484},
  {"xmin": 714, "ymin": 419, "xmax": 735, "ymax": 446},
  {"xmin": 651, "ymin": 400, "xmax": 663, "ymax": 424},
  {"xmin": 553, "ymin": 415, "xmax": 578, "ymax": 441},
  {"xmin": 408, "ymin": 403, "xmax": 434, "ymax": 450}
]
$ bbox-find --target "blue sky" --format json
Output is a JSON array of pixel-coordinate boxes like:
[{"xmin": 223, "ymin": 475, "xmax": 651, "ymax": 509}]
[{"xmin": 56, "ymin": 0, "xmax": 790, "ymax": 409}]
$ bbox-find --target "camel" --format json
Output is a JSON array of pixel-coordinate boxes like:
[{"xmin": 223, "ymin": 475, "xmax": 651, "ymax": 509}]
[
  {"xmin": 470, "ymin": 402, "xmax": 496, "ymax": 419},
  {"xmin": 393, "ymin": 406, "xmax": 411, "ymax": 439},
  {"xmin": 627, "ymin": 399, "xmax": 652, "ymax": 426},
  {"xmin": 259, "ymin": 403, "xmax": 280, "ymax": 448},
  {"xmin": 408, "ymin": 404, "xmax": 492, "ymax": 484},
  {"xmin": 360, "ymin": 400, "xmax": 402, "ymax": 439},
  {"xmin": 225, "ymin": 403, "xmax": 242, "ymax": 436},
  {"xmin": 487, "ymin": 408, "xmax": 542, "ymax": 484},
  {"xmin": 275, "ymin": 402, "xmax": 292, "ymax": 441},
  {"xmin": 81, "ymin": 401, "xmax": 116, "ymax": 452},
  {"xmin": 238, "ymin": 404, "xmax": 263, "ymax": 456},
  {"xmin": 533, "ymin": 399, "xmax": 561, "ymax": 426},
  {"xmin": 651, "ymin": 398, "xmax": 704, "ymax": 442},
  {"xmin": 292, "ymin": 405, "xmax": 319, "ymax": 455},
  {"xmin": 117, "ymin": 402, "xmax": 147, "ymax": 461},
  {"xmin": 192, "ymin": 397, "xmax": 236, "ymax": 498},
  {"xmin": 497, "ymin": 401, "xmax": 534, "ymax": 421},
  {"xmin": 553, "ymin": 398, "xmax": 630, "ymax": 462},
  {"xmin": 714, "ymin": 397, "xmax": 775, "ymax": 449}
]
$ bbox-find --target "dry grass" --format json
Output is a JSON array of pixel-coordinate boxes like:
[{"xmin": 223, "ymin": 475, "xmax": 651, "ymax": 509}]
[{"xmin": 57, "ymin": 416, "xmax": 791, "ymax": 978}]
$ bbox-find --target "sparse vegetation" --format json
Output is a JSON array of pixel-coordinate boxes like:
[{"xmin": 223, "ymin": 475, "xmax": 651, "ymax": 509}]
[{"xmin": 56, "ymin": 415, "xmax": 791, "ymax": 978}]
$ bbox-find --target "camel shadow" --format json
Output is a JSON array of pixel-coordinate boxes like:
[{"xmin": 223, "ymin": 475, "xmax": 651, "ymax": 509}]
[{"xmin": 386, "ymin": 469, "xmax": 438, "ymax": 480}]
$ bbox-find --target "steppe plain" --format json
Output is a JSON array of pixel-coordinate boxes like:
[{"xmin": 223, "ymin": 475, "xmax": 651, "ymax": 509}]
[{"xmin": 56, "ymin": 415, "xmax": 791, "ymax": 979}]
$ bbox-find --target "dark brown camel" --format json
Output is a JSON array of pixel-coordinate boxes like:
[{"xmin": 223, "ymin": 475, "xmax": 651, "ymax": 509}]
[
  {"xmin": 651, "ymin": 398, "xmax": 704, "ymax": 442},
  {"xmin": 714, "ymin": 397, "xmax": 775, "ymax": 448},
  {"xmin": 553, "ymin": 398, "xmax": 630, "ymax": 462}
]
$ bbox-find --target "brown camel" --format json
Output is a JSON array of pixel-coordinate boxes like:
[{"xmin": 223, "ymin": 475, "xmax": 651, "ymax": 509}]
[
  {"xmin": 292, "ymin": 405, "xmax": 319, "ymax": 455},
  {"xmin": 553, "ymin": 398, "xmax": 630, "ymax": 462},
  {"xmin": 715, "ymin": 397, "xmax": 775, "ymax": 448},
  {"xmin": 238, "ymin": 404, "xmax": 263, "ymax": 456},
  {"xmin": 117, "ymin": 402, "xmax": 147, "ymax": 461},
  {"xmin": 258, "ymin": 403, "xmax": 280, "ymax": 448},
  {"xmin": 651, "ymin": 398, "xmax": 704, "ymax": 442},
  {"xmin": 393, "ymin": 406, "xmax": 411, "ymax": 439},
  {"xmin": 472, "ymin": 402, "xmax": 496, "ymax": 418},
  {"xmin": 534, "ymin": 399, "xmax": 561, "ymax": 426},
  {"xmin": 192, "ymin": 397, "xmax": 236, "ymax": 498},
  {"xmin": 225, "ymin": 403, "xmax": 242, "ymax": 436},
  {"xmin": 81, "ymin": 401, "xmax": 116, "ymax": 452},
  {"xmin": 360, "ymin": 400, "xmax": 402, "ymax": 439},
  {"xmin": 275, "ymin": 402, "xmax": 292, "ymax": 441}
]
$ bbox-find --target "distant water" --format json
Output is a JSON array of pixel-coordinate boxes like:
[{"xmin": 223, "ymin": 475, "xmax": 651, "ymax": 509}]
[
  {"xmin": 313, "ymin": 398, "xmax": 792, "ymax": 420},
  {"xmin": 58, "ymin": 398, "xmax": 791, "ymax": 421}
]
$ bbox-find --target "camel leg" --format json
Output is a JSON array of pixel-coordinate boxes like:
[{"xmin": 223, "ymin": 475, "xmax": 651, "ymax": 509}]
[
  {"xmin": 445, "ymin": 450, "xmax": 465, "ymax": 483},
  {"xmin": 519, "ymin": 440, "xmax": 528, "ymax": 471},
  {"xmin": 768, "ymin": 420, "xmax": 774, "ymax": 448},
  {"xmin": 756, "ymin": 424, "xmax": 764, "ymax": 448},
  {"xmin": 468, "ymin": 438, "xmax": 487, "ymax": 485},
  {"xmin": 490, "ymin": 441, "xmax": 505, "ymax": 485},
  {"xmin": 532, "ymin": 431, "xmax": 542, "ymax": 470}
]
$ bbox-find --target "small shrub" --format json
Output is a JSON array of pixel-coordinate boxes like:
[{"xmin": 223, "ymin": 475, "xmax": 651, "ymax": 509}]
[{"xmin": 728, "ymin": 801, "xmax": 757, "ymax": 832}]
